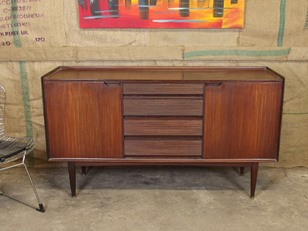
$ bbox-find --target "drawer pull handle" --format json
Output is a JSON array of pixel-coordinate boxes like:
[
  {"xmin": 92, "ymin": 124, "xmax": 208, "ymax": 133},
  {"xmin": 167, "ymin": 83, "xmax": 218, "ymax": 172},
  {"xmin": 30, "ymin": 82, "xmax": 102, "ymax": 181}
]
[
  {"xmin": 103, "ymin": 82, "xmax": 120, "ymax": 88},
  {"xmin": 206, "ymin": 82, "xmax": 223, "ymax": 87}
]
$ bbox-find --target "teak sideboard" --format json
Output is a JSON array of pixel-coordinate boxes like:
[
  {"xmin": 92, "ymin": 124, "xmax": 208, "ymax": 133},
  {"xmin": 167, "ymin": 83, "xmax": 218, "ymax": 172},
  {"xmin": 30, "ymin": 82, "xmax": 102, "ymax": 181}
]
[{"xmin": 41, "ymin": 66, "xmax": 284, "ymax": 197}]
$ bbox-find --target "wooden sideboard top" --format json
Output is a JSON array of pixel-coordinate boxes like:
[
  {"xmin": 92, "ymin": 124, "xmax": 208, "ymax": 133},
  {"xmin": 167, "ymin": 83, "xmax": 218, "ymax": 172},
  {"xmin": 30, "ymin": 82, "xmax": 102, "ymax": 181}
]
[{"xmin": 42, "ymin": 66, "xmax": 284, "ymax": 82}]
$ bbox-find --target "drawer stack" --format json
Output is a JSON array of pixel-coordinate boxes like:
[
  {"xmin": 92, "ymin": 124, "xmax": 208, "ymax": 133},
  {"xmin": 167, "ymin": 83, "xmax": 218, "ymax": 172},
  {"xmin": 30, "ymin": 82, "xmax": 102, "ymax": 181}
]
[{"xmin": 123, "ymin": 83, "xmax": 204, "ymax": 158}]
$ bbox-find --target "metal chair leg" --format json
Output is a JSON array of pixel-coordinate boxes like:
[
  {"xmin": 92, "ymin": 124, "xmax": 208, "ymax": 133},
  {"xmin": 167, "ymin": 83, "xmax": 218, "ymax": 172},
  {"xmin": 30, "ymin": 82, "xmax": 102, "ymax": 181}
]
[
  {"xmin": 22, "ymin": 162, "xmax": 45, "ymax": 213},
  {"xmin": 0, "ymin": 151, "xmax": 45, "ymax": 213}
]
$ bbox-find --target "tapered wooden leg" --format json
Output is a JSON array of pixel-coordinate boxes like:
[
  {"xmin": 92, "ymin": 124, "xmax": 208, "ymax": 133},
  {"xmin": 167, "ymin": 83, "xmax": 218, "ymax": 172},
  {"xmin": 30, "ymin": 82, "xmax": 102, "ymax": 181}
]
[
  {"xmin": 81, "ymin": 166, "xmax": 87, "ymax": 175},
  {"xmin": 68, "ymin": 162, "xmax": 76, "ymax": 197},
  {"xmin": 240, "ymin": 167, "xmax": 245, "ymax": 175},
  {"xmin": 250, "ymin": 163, "xmax": 259, "ymax": 198}
]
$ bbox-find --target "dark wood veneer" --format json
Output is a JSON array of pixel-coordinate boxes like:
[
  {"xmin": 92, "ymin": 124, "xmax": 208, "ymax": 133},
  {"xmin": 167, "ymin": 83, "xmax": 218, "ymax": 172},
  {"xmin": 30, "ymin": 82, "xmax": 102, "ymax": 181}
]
[
  {"xmin": 42, "ymin": 66, "xmax": 284, "ymax": 198},
  {"xmin": 124, "ymin": 118, "xmax": 203, "ymax": 136},
  {"xmin": 125, "ymin": 139, "xmax": 202, "ymax": 157},
  {"xmin": 123, "ymin": 97, "xmax": 204, "ymax": 116},
  {"xmin": 123, "ymin": 83, "xmax": 204, "ymax": 95},
  {"xmin": 204, "ymin": 82, "xmax": 283, "ymax": 159},
  {"xmin": 43, "ymin": 81, "xmax": 123, "ymax": 159}
]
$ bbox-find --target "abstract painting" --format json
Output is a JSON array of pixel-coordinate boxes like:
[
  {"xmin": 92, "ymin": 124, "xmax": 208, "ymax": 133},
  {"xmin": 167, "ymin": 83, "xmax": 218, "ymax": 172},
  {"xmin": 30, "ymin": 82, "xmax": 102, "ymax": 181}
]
[{"xmin": 78, "ymin": 0, "xmax": 245, "ymax": 29}]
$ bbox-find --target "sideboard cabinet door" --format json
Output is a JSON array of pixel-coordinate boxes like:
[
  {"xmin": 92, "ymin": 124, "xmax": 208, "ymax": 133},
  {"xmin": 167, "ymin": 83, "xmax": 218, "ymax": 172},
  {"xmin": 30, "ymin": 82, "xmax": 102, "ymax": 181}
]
[
  {"xmin": 204, "ymin": 81, "xmax": 283, "ymax": 160},
  {"xmin": 43, "ymin": 81, "xmax": 123, "ymax": 159}
]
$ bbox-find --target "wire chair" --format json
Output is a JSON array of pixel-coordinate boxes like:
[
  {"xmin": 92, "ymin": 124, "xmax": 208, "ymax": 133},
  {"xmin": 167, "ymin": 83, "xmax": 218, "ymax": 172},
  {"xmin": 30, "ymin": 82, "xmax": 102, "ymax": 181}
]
[{"xmin": 0, "ymin": 85, "xmax": 45, "ymax": 212}]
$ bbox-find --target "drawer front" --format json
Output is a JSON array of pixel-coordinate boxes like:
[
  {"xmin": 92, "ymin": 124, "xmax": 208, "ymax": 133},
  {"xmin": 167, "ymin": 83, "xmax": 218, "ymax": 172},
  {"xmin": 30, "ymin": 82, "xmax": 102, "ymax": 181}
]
[
  {"xmin": 125, "ymin": 139, "xmax": 202, "ymax": 157},
  {"xmin": 123, "ymin": 97, "xmax": 203, "ymax": 116},
  {"xmin": 123, "ymin": 83, "xmax": 204, "ymax": 95},
  {"xmin": 124, "ymin": 118, "xmax": 203, "ymax": 136}
]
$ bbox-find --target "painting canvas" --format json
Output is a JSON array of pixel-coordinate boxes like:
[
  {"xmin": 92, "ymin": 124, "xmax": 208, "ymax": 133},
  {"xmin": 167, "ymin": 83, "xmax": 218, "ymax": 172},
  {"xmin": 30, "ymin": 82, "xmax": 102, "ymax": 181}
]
[{"xmin": 78, "ymin": 0, "xmax": 245, "ymax": 29}]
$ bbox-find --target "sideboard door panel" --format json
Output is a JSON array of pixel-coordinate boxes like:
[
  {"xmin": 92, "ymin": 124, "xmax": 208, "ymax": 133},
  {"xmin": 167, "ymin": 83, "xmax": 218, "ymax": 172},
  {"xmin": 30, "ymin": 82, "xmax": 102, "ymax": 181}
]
[
  {"xmin": 44, "ymin": 81, "xmax": 123, "ymax": 159},
  {"xmin": 204, "ymin": 82, "xmax": 283, "ymax": 160}
]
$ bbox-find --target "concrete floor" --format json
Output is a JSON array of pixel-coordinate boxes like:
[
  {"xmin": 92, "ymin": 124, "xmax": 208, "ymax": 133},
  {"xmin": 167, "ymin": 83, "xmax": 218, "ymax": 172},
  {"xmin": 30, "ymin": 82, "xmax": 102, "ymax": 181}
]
[{"xmin": 0, "ymin": 166, "xmax": 307, "ymax": 231}]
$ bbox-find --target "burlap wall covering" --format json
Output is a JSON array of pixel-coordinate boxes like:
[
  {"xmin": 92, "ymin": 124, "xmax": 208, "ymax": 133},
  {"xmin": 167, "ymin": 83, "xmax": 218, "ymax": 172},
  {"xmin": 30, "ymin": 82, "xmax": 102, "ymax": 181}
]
[{"xmin": 0, "ymin": 0, "xmax": 307, "ymax": 167}]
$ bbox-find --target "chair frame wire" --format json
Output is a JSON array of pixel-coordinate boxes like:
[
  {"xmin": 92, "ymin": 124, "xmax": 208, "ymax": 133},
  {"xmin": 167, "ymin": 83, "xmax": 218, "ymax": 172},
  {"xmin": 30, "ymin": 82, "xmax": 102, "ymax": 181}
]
[{"xmin": 0, "ymin": 85, "xmax": 45, "ymax": 212}]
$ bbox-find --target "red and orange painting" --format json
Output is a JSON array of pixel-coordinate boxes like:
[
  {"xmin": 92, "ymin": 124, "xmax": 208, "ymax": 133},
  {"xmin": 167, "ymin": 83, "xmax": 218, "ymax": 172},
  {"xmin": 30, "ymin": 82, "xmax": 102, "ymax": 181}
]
[{"xmin": 78, "ymin": 0, "xmax": 245, "ymax": 29}]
